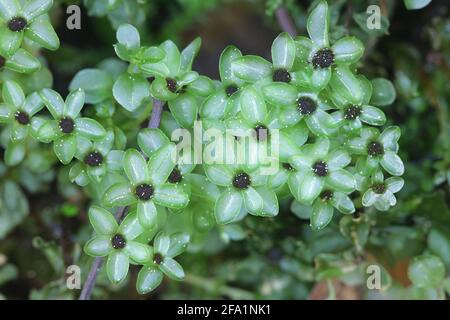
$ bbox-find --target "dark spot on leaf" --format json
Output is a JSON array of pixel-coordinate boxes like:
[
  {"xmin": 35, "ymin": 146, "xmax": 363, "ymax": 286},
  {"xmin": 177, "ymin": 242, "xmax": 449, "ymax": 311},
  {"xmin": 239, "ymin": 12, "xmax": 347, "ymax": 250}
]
[
  {"xmin": 297, "ymin": 96, "xmax": 317, "ymax": 115},
  {"xmin": 15, "ymin": 111, "xmax": 30, "ymax": 125},
  {"xmin": 272, "ymin": 69, "xmax": 291, "ymax": 83},
  {"xmin": 320, "ymin": 190, "xmax": 333, "ymax": 201},
  {"xmin": 166, "ymin": 78, "xmax": 177, "ymax": 93},
  {"xmin": 312, "ymin": 48, "xmax": 335, "ymax": 69},
  {"xmin": 59, "ymin": 118, "xmax": 75, "ymax": 134},
  {"xmin": 344, "ymin": 106, "xmax": 361, "ymax": 120},
  {"xmin": 135, "ymin": 183, "xmax": 154, "ymax": 201},
  {"xmin": 111, "ymin": 234, "xmax": 126, "ymax": 249},
  {"xmin": 367, "ymin": 141, "xmax": 384, "ymax": 156},
  {"xmin": 225, "ymin": 84, "xmax": 239, "ymax": 97},
  {"xmin": 312, "ymin": 161, "xmax": 328, "ymax": 177},
  {"xmin": 372, "ymin": 183, "xmax": 386, "ymax": 194},
  {"xmin": 153, "ymin": 252, "xmax": 164, "ymax": 265},
  {"xmin": 8, "ymin": 17, "xmax": 27, "ymax": 32},
  {"xmin": 84, "ymin": 151, "xmax": 103, "ymax": 167},
  {"xmin": 233, "ymin": 172, "xmax": 251, "ymax": 189}
]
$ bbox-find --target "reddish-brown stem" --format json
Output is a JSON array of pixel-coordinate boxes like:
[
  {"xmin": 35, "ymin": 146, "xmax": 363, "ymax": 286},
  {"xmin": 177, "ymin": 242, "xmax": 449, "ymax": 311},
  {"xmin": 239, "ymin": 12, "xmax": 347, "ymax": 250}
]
[{"xmin": 276, "ymin": 6, "xmax": 297, "ymax": 36}]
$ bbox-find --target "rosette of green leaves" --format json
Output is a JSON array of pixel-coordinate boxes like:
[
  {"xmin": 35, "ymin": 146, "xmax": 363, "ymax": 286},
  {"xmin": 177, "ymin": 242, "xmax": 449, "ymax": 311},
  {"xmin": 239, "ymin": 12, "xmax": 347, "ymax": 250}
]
[
  {"xmin": 294, "ymin": 0, "xmax": 364, "ymax": 90},
  {"xmin": 0, "ymin": 80, "xmax": 44, "ymax": 142},
  {"xmin": 84, "ymin": 206, "xmax": 151, "ymax": 284},
  {"xmin": 200, "ymin": 45, "xmax": 246, "ymax": 120},
  {"xmin": 226, "ymin": 86, "xmax": 305, "ymax": 163},
  {"xmin": 288, "ymin": 137, "xmax": 356, "ymax": 205},
  {"xmin": 226, "ymin": 86, "xmax": 278, "ymax": 136},
  {"xmin": 136, "ymin": 232, "xmax": 190, "ymax": 294},
  {"xmin": 0, "ymin": 81, "xmax": 44, "ymax": 165},
  {"xmin": 0, "ymin": 0, "xmax": 59, "ymax": 56},
  {"xmin": 347, "ymin": 126, "xmax": 404, "ymax": 176},
  {"xmin": 330, "ymin": 74, "xmax": 386, "ymax": 133},
  {"xmin": 360, "ymin": 169, "xmax": 404, "ymax": 211},
  {"xmin": 204, "ymin": 161, "xmax": 278, "ymax": 224},
  {"xmin": 69, "ymin": 131, "xmax": 124, "ymax": 186},
  {"xmin": 256, "ymin": 32, "xmax": 319, "ymax": 105},
  {"xmin": 103, "ymin": 146, "xmax": 189, "ymax": 228},
  {"xmin": 138, "ymin": 127, "xmax": 197, "ymax": 208},
  {"xmin": 112, "ymin": 24, "xmax": 164, "ymax": 112},
  {"xmin": 141, "ymin": 36, "xmax": 210, "ymax": 128},
  {"xmin": 36, "ymin": 88, "xmax": 106, "ymax": 164},
  {"xmin": 274, "ymin": 89, "xmax": 336, "ymax": 136},
  {"xmin": 292, "ymin": 188, "xmax": 355, "ymax": 231}
]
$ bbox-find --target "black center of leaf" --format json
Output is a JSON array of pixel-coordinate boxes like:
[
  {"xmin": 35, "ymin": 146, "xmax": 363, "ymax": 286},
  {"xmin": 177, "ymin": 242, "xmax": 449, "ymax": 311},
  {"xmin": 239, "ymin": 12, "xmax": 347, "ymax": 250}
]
[
  {"xmin": 225, "ymin": 84, "xmax": 239, "ymax": 97},
  {"xmin": 272, "ymin": 69, "xmax": 291, "ymax": 83},
  {"xmin": 344, "ymin": 106, "xmax": 361, "ymax": 120},
  {"xmin": 15, "ymin": 111, "xmax": 30, "ymax": 125},
  {"xmin": 147, "ymin": 76, "xmax": 155, "ymax": 83},
  {"xmin": 232, "ymin": 172, "xmax": 251, "ymax": 189},
  {"xmin": 372, "ymin": 183, "xmax": 386, "ymax": 194},
  {"xmin": 0, "ymin": 56, "xmax": 6, "ymax": 68},
  {"xmin": 166, "ymin": 78, "xmax": 177, "ymax": 93},
  {"xmin": 312, "ymin": 48, "xmax": 335, "ymax": 69},
  {"xmin": 111, "ymin": 234, "xmax": 126, "ymax": 249},
  {"xmin": 59, "ymin": 118, "xmax": 75, "ymax": 134},
  {"xmin": 8, "ymin": 17, "xmax": 27, "ymax": 32},
  {"xmin": 320, "ymin": 190, "xmax": 334, "ymax": 201},
  {"xmin": 282, "ymin": 163, "xmax": 294, "ymax": 171},
  {"xmin": 84, "ymin": 151, "xmax": 103, "ymax": 167},
  {"xmin": 367, "ymin": 141, "xmax": 384, "ymax": 156},
  {"xmin": 168, "ymin": 168, "xmax": 183, "ymax": 183},
  {"xmin": 135, "ymin": 183, "xmax": 154, "ymax": 201},
  {"xmin": 153, "ymin": 253, "xmax": 164, "ymax": 265},
  {"xmin": 297, "ymin": 97, "xmax": 317, "ymax": 115},
  {"xmin": 254, "ymin": 124, "xmax": 268, "ymax": 141},
  {"xmin": 312, "ymin": 161, "xmax": 328, "ymax": 177}
]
